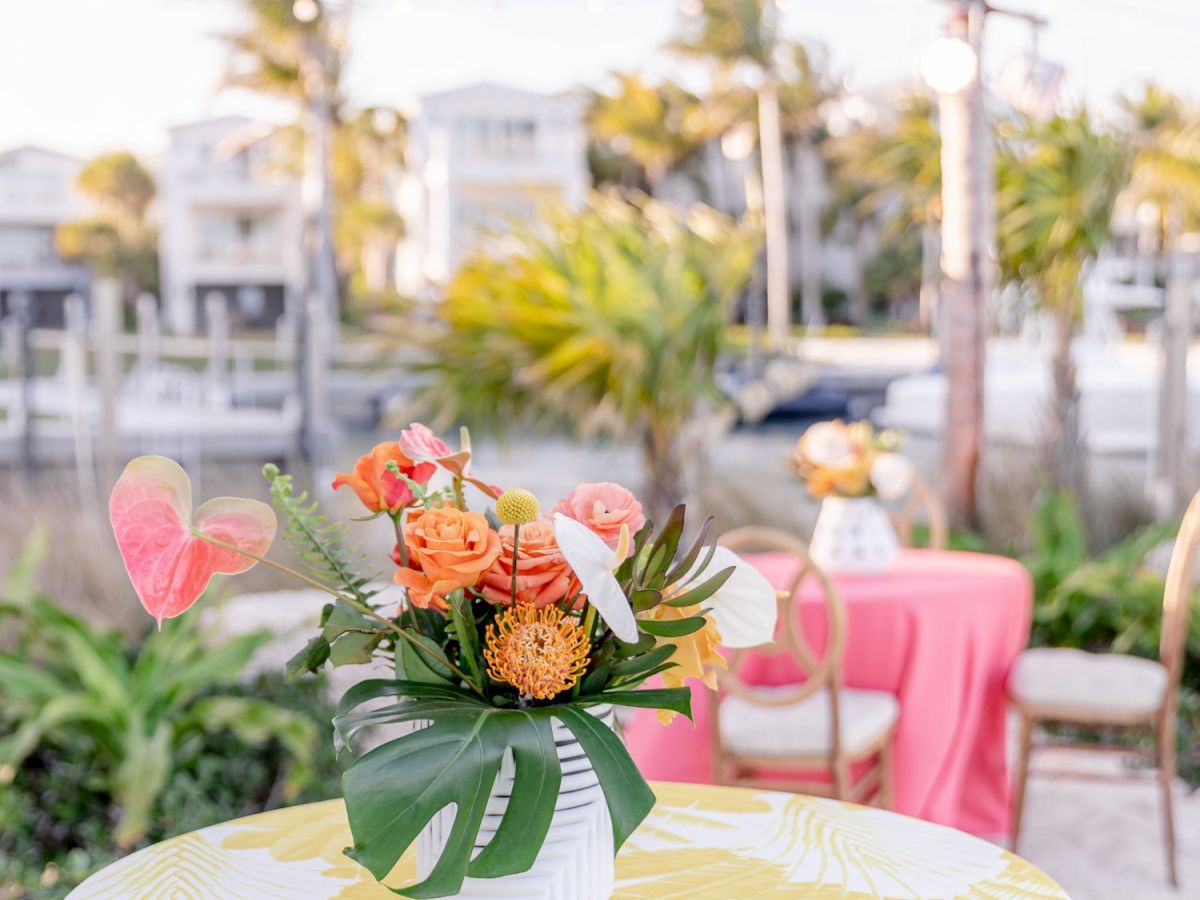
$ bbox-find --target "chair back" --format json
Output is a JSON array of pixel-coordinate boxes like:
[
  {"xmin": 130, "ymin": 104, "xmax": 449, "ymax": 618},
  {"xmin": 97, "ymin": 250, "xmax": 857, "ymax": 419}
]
[
  {"xmin": 715, "ymin": 526, "xmax": 847, "ymax": 706},
  {"xmin": 1160, "ymin": 488, "xmax": 1200, "ymax": 688},
  {"xmin": 890, "ymin": 478, "xmax": 949, "ymax": 551}
]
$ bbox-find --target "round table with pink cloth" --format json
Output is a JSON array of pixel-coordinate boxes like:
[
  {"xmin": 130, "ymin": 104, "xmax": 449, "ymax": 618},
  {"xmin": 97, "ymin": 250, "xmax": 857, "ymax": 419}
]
[{"xmin": 623, "ymin": 548, "xmax": 1032, "ymax": 837}]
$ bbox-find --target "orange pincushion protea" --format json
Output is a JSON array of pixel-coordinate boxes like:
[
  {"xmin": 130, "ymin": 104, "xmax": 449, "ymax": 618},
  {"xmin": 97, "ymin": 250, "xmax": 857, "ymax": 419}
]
[{"xmin": 484, "ymin": 604, "xmax": 591, "ymax": 700}]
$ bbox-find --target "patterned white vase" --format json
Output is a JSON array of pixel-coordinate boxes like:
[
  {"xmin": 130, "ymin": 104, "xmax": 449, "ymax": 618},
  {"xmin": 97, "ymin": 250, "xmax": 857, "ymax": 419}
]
[
  {"xmin": 809, "ymin": 496, "xmax": 899, "ymax": 575},
  {"xmin": 416, "ymin": 705, "xmax": 615, "ymax": 899}
]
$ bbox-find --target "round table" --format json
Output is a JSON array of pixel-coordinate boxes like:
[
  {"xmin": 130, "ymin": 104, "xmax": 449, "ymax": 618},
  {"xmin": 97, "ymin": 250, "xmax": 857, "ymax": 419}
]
[
  {"xmin": 69, "ymin": 782, "xmax": 1066, "ymax": 899},
  {"xmin": 624, "ymin": 549, "xmax": 1032, "ymax": 836}
]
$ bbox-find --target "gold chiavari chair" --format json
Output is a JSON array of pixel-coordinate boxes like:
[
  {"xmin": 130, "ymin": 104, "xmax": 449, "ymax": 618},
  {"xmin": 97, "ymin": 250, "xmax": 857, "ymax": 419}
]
[
  {"xmin": 710, "ymin": 526, "xmax": 899, "ymax": 807},
  {"xmin": 1008, "ymin": 487, "xmax": 1200, "ymax": 887},
  {"xmin": 890, "ymin": 477, "xmax": 949, "ymax": 551}
]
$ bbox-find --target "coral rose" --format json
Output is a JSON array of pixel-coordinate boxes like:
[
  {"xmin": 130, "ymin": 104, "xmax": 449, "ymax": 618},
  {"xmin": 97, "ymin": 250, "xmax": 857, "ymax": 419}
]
[
  {"xmin": 479, "ymin": 519, "xmax": 575, "ymax": 608},
  {"xmin": 554, "ymin": 482, "xmax": 645, "ymax": 549},
  {"xmin": 394, "ymin": 504, "xmax": 502, "ymax": 609},
  {"xmin": 332, "ymin": 442, "xmax": 435, "ymax": 513}
]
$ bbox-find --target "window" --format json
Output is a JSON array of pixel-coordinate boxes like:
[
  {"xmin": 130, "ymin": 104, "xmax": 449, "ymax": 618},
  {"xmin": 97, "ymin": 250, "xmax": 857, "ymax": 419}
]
[
  {"xmin": 0, "ymin": 226, "xmax": 58, "ymax": 269},
  {"xmin": 456, "ymin": 118, "xmax": 538, "ymax": 158},
  {"xmin": 195, "ymin": 211, "xmax": 281, "ymax": 264}
]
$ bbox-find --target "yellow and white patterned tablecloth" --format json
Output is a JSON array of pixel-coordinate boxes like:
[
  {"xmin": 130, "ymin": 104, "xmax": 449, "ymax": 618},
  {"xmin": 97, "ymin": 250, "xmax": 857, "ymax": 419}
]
[{"xmin": 69, "ymin": 782, "xmax": 1068, "ymax": 899}]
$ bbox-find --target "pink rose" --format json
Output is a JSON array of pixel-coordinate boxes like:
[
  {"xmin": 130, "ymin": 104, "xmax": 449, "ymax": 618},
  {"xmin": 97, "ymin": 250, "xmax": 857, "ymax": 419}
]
[
  {"xmin": 554, "ymin": 482, "xmax": 645, "ymax": 549},
  {"xmin": 478, "ymin": 519, "xmax": 575, "ymax": 608}
]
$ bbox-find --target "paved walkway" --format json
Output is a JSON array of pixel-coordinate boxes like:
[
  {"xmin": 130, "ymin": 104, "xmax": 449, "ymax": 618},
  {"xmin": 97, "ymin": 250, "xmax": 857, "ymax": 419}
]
[{"xmin": 1013, "ymin": 747, "xmax": 1200, "ymax": 898}]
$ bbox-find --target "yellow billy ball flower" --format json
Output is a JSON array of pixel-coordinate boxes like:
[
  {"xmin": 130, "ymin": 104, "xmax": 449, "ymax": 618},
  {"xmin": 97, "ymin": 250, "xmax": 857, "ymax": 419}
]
[
  {"xmin": 485, "ymin": 605, "xmax": 590, "ymax": 700},
  {"xmin": 495, "ymin": 488, "xmax": 540, "ymax": 526}
]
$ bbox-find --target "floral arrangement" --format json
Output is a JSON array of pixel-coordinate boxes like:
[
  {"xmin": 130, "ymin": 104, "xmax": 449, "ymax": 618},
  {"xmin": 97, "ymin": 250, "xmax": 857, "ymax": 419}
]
[
  {"xmin": 107, "ymin": 423, "xmax": 776, "ymax": 897},
  {"xmin": 791, "ymin": 419, "xmax": 915, "ymax": 501}
]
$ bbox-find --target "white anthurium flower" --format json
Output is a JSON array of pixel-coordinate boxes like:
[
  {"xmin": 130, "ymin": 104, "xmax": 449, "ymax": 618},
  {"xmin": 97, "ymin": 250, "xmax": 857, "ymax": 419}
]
[
  {"xmin": 678, "ymin": 546, "xmax": 777, "ymax": 648},
  {"xmin": 553, "ymin": 513, "xmax": 639, "ymax": 643},
  {"xmin": 801, "ymin": 422, "xmax": 854, "ymax": 467},
  {"xmin": 870, "ymin": 452, "xmax": 916, "ymax": 501}
]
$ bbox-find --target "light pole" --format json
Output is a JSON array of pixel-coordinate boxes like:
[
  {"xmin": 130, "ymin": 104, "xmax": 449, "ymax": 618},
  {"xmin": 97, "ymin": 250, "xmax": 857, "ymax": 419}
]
[{"xmin": 923, "ymin": 3, "xmax": 989, "ymax": 529}]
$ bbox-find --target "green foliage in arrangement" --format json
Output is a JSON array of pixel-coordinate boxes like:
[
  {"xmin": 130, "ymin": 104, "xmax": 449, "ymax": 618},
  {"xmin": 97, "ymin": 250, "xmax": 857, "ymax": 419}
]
[
  {"xmin": 0, "ymin": 536, "xmax": 321, "ymax": 853},
  {"xmin": 271, "ymin": 467, "xmax": 720, "ymax": 897}
]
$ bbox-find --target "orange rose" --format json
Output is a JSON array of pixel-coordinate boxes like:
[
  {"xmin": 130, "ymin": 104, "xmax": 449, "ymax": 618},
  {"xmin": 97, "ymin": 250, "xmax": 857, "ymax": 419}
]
[
  {"xmin": 833, "ymin": 462, "xmax": 870, "ymax": 497},
  {"xmin": 807, "ymin": 468, "xmax": 837, "ymax": 498},
  {"xmin": 479, "ymin": 519, "xmax": 574, "ymax": 608},
  {"xmin": 332, "ymin": 442, "xmax": 435, "ymax": 513},
  {"xmin": 394, "ymin": 504, "xmax": 502, "ymax": 609}
]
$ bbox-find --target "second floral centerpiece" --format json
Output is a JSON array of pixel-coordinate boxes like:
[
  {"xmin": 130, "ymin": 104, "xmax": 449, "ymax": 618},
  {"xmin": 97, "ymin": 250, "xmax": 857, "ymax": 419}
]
[
  {"xmin": 108, "ymin": 423, "xmax": 777, "ymax": 899},
  {"xmin": 792, "ymin": 419, "xmax": 915, "ymax": 574}
]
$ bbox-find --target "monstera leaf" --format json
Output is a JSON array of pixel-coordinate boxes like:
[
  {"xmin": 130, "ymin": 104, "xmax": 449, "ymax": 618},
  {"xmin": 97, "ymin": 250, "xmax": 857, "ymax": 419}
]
[{"xmin": 335, "ymin": 680, "xmax": 689, "ymax": 898}]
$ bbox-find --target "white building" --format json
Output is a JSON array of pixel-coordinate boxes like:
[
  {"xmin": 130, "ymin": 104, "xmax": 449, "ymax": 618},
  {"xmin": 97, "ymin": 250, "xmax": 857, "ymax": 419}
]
[
  {"xmin": 396, "ymin": 82, "xmax": 588, "ymax": 295},
  {"xmin": 0, "ymin": 146, "xmax": 91, "ymax": 327},
  {"xmin": 160, "ymin": 116, "xmax": 304, "ymax": 334}
]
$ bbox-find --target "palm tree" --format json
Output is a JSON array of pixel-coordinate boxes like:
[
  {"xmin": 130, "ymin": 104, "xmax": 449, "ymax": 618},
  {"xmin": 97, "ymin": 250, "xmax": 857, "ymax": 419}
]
[
  {"xmin": 777, "ymin": 40, "xmax": 839, "ymax": 329},
  {"xmin": 1119, "ymin": 85, "xmax": 1200, "ymax": 513},
  {"xmin": 828, "ymin": 92, "xmax": 941, "ymax": 328},
  {"xmin": 418, "ymin": 193, "xmax": 760, "ymax": 521},
  {"xmin": 220, "ymin": 0, "xmax": 345, "ymax": 306},
  {"xmin": 673, "ymin": 0, "xmax": 792, "ymax": 349},
  {"xmin": 57, "ymin": 151, "xmax": 158, "ymax": 298},
  {"xmin": 995, "ymin": 112, "xmax": 1131, "ymax": 497},
  {"xmin": 219, "ymin": 0, "xmax": 348, "ymax": 456},
  {"xmin": 588, "ymin": 73, "xmax": 711, "ymax": 194},
  {"xmin": 333, "ymin": 107, "xmax": 407, "ymax": 300}
]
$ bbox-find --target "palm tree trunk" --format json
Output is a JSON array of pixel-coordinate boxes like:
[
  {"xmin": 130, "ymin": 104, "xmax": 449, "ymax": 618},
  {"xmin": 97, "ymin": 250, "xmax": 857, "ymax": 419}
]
[
  {"xmin": 1047, "ymin": 304, "xmax": 1084, "ymax": 498},
  {"xmin": 919, "ymin": 212, "xmax": 940, "ymax": 331},
  {"xmin": 798, "ymin": 134, "xmax": 824, "ymax": 330},
  {"xmin": 299, "ymin": 30, "xmax": 339, "ymax": 462},
  {"xmin": 1154, "ymin": 203, "xmax": 1192, "ymax": 517},
  {"xmin": 848, "ymin": 222, "xmax": 869, "ymax": 325},
  {"xmin": 757, "ymin": 81, "xmax": 791, "ymax": 350},
  {"xmin": 936, "ymin": 65, "xmax": 988, "ymax": 529},
  {"xmin": 641, "ymin": 424, "xmax": 685, "ymax": 525}
]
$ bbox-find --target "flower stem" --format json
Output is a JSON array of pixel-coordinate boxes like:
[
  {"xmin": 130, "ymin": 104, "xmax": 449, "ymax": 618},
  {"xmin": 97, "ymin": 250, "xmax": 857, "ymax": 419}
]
[
  {"xmin": 190, "ymin": 531, "xmax": 484, "ymax": 697},
  {"xmin": 509, "ymin": 523, "xmax": 521, "ymax": 605},
  {"xmin": 390, "ymin": 511, "xmax": 423, "ymax": 635},
  {"xmin": 391, "ymin": 511, "xmax": 409, "ymax": 568},
  {"xmin": 452, "ymin": 476, "xmax": 466, "ymax": 511}
]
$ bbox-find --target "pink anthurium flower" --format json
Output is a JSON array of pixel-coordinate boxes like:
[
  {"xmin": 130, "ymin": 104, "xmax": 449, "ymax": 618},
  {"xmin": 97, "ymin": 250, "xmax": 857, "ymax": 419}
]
[{"xmin": 109, "ymin": 456, "xmax": 277, "ymax": 626}]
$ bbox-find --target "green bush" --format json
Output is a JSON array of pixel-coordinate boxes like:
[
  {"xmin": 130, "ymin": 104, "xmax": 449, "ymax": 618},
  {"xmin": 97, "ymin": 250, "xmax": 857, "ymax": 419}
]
[
  {"xmin": 0, "ymin": 535, "xmax": 342, "ymax": 897},
  {"xmin": 1022, "ymin": 490, "xmax": 1195, "ymax": 676},
  {"xmin": 0, "ymin": 672, "xmax": 341, "ymax": 899},
  {"xmin": 1020, "ymin": 490, "xmax": 1200, "ymax": 784}
]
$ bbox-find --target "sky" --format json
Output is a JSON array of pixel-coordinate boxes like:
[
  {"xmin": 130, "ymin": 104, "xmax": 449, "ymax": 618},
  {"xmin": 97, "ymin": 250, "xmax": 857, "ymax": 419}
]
[{"xmin": 3, "ymin": 0, "xmax": 1200, "ymax": 160}]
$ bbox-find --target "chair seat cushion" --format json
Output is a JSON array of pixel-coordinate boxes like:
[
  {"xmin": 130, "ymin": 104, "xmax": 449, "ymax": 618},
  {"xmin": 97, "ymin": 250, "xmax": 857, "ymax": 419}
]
[
  {"xmin": 1008, "ymin": 647, "xmax": 1168, "ymax": 723},
  {"xmin": 718, "ymin": 685, "xmax": 899, "ymax": 758}
]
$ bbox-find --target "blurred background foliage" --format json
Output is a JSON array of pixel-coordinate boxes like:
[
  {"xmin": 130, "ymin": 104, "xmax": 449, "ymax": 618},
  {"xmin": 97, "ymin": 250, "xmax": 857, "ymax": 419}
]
[
  {"xmin": 417, "ymin": 191, "xmax": 760, "ymax": 521},
  {"xmin": 0, "ymin": 534, "xmax": 343, "ymax": 899}
]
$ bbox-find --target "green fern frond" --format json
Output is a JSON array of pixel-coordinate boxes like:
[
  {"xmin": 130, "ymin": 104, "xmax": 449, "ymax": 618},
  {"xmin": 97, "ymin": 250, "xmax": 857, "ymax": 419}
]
[{"xmin": 263, "ymin": 464, "xmax": 379, "ymax": 603}]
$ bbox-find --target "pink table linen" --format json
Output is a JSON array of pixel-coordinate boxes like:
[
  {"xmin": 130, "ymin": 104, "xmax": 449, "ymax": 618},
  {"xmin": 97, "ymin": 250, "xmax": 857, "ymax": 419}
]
[{"xmin": 623, "ymin": 549, "xmax": 1032, "ymax": 836}]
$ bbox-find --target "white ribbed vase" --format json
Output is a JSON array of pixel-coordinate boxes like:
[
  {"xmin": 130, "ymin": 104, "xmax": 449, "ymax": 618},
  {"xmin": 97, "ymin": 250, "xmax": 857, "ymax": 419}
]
[
  {"xmin": 809, "ymin": 496, "xmax": 899, "ymax": 575},
  {"xmin": 416, "ymin": 705, "xmax": 615, "ymax": 900}
]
